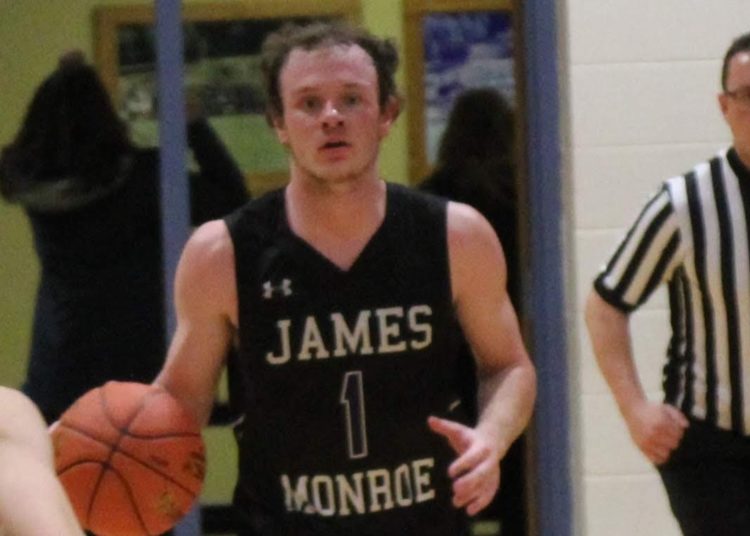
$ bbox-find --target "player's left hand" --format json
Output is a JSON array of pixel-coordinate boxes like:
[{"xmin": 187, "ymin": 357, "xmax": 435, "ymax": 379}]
[{"xmin": 427, "ymin": 415, "xmax": 501, "ymax": 516}]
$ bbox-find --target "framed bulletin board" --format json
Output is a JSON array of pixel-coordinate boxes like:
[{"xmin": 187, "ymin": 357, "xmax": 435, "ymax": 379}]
[
  {"xmin": 403, "ymin": 0, "xmax": 517, "ymax": 183},
  {"xmin": 94, "ymin": 1, "xmax": 360, "ymax": 195}
]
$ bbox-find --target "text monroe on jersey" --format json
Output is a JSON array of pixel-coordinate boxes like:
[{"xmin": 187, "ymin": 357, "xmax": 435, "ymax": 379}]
[{"xmin": 281, "ymin": 456, "xmax": 436, "ymax": 517}]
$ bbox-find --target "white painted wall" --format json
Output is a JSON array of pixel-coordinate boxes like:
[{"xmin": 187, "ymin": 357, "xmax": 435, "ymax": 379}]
[{"xmin": 562, "ymin": 2, "xmax": 750, "ymax": 534}]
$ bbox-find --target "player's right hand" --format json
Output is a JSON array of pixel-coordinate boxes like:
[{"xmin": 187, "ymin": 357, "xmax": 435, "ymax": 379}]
[
  {"xmin": 427, "ymin": 415, "xmax": 501, "ymax": 516},
  {"xmin": 623, "ymin": 401, "xmax": 689, "ymax": 465}
]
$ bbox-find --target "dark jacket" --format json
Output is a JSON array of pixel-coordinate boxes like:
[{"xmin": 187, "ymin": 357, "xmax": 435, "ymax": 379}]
[{"xmin": 10, "ymin": 119, "xmax": 249, "ymax": 422}]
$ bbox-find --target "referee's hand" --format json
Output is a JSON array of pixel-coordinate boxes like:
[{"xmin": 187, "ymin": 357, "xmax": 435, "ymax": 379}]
[{"xmin": 624, "ymin": 401, "xmax": 689, "ymax": 465}]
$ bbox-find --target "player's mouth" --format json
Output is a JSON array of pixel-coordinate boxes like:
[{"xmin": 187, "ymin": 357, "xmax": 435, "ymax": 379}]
[
  {"xmin": 320, "ymin": 140, "xmax": 350, "ymax": 150},
  {"xmin": 319, "ymin": 140, "xmax": 352, "ymax": 159}
]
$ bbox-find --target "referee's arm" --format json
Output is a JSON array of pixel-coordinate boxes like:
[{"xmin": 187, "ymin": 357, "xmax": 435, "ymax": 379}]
[
  {"xmin": 586, "ymin": 181, "xmax": 689, "ymax": 463},
  {"xmin": 585, "ymin": 292, "xmax": 687, "ymax": 464}
]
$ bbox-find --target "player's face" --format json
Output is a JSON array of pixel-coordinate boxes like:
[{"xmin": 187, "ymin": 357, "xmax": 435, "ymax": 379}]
[
  {"xmin": 272, "ymin": 44, "xmax": 398, "ymax": 186},
  {"xmin": 719, "ymin": 51, "xmax": 750, "ymax": 165}
]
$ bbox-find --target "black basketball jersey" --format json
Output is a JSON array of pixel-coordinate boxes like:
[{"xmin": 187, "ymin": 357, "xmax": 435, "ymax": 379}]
[{"xmin": 224, "ymin": 183, "xmax": 470, "ymax": 535}]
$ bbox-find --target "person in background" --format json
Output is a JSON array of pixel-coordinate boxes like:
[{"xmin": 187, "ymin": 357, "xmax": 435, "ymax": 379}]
[
  {"xmin": 0, "ymin": 51, "xmax": 250, "ymax": 424},
  {"xmin": 586, "ymin": 31, "xmax": 750, "ymax": 536},
  {"xmin": 420, "ymin": 88, "xmax": 519, "ymax": 306},
  {"xmin": 0, "ymin": 386, "xmax": 84, "ymax": 536},
  {"xmin": 420, "ymin": 87, "xmax": 527, "ymax": 536},
  {"xmin": 153, "ymin": 20, "xmax": 536, "ymax": 535}
]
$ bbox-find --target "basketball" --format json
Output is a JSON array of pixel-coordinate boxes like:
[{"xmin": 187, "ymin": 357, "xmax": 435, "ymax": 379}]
[{"xmin": 50, "ymin": 381, "xmax": 206, "ymax": 536}]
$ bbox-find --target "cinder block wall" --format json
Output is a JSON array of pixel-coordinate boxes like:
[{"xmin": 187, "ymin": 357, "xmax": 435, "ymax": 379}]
[{"xmin": 563, "ymin": 2, "xmax": 750, "ymax": 534}]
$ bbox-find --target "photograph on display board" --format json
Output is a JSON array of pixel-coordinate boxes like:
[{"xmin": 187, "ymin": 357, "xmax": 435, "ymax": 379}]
[{"xmin": 422, "ymin": 11, "xmax": 514, "ymax": 165}]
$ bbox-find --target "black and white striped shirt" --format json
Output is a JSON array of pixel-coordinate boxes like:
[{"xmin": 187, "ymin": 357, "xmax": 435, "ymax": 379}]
[{"xmin": 594, "ymin": 147, "xmax": 750, "ymax": 435}]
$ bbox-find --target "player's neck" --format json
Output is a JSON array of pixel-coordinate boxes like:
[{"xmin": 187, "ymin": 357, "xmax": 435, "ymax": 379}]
[
  {"xmin": 286, "ymin": 171, "xmax": 385, "ymax": 232},
  {"xmin": 288, "ymin": 175, "xmax": 385, "ymax": 226},
  {"xmin": 285, "ymin": 176, "xmax": 386, "ymax": 270}
]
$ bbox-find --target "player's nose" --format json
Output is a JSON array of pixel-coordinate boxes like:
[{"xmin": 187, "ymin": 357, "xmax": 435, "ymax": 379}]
[{"xmin": 321, "ymin": 100, "xmax": 344, "ymax": 127}]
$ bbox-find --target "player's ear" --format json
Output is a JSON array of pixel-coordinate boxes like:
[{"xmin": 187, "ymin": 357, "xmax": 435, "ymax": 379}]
[
  {"xmin": 718, "ymin": 91, "xmax": 730, "ymax": 119},
  {"xmin": 268, "ymin": 111, "xmax": 289, "ymax": 145},
  {"xmin": 378, "ymin": 95, "xmax": 401, "ymax": 138}
]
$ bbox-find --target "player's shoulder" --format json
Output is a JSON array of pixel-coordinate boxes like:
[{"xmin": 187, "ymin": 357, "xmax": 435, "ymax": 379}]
[
  {"xmin": 177, "ymin": 221, "xmax": 237, "ymax": 313},
  {"xmin": 181, "ymin": 219, "xmax": 235, "ymax": 281},
  {"xmin": 445, "ymin": 200, "xmax": 505, "ymax": 276},
  {"xmin": 446, "ymin": 200, "xmax": 497, "ymax": 243},
  {"xmin": 189, "ymin": 219, "xmax": 232, "ymax": 251}
]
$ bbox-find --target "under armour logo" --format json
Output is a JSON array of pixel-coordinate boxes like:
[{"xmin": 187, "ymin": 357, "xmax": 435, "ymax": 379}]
[{"xmin": 263, "ymin": 279, "xmax": 293, "ymax": 299}]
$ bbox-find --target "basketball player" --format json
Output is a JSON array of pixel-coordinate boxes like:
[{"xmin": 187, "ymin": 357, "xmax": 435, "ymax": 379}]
[
  {"xmin": 156, "ymin": 20, "xmax": 536, "ymax": 535},
  {"xmin": 0, "ymin": 386, "xmax": 83, "ymax": 535}
]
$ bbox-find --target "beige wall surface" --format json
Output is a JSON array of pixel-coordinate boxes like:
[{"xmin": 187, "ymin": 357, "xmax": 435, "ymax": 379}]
[{"xmin": 565, "ymin": 1, "xmax": 750, "ymax": 534}]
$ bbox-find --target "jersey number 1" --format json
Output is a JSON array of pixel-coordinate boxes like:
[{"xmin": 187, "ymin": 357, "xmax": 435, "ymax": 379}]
[{"xmin": 340, "ymin": 370, "xmax": 368, "ymax": 459}]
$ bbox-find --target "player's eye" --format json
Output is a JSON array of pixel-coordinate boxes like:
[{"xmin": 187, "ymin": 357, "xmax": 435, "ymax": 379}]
[
  {"xmin": 301, "ymin": 97, "xmax": 322, "ymax": 113},
  {"xmin": 341, "ymin": 94, "xmax": 361, "ymax": 108}
]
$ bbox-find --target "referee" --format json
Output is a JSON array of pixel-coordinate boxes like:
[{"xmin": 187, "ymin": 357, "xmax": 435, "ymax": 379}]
[{"xmin": 585, "ymin": 31, "xmax": 750, "ymax": 536}]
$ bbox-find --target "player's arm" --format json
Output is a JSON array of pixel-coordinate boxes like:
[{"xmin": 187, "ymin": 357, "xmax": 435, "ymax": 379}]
[
  {"xmin": 585, "ymin": 291, "xmax": 687, "ymax": 464},
  {"xmin": 428, "ymin": 202, "xmax": 536, "ymax": 516},
  {"xmin": 0, "ymin": 387, "xmax": 84, "ymax": 535},
  {"xmin": 155, "ymin": 220, "xmax": 237, "ymax": 426}
]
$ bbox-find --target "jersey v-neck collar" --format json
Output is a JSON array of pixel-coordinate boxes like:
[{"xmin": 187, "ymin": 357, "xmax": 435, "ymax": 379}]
[{"xmin": 278, "ymin": 183, "xmax": 395, "ymax": 276}]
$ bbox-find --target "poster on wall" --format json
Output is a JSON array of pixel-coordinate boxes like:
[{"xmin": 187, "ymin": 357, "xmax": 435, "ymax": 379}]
[
  {"xmin": 95, "ymin": 2, "xmax": 359, "ymax": 194},
  {"xmin": 115, "ymin": 18, "xmax": 313, "ymax": 176},
  {"xmin": 422, "ymin": 11, "xmax": 514, "ymax": 164}
]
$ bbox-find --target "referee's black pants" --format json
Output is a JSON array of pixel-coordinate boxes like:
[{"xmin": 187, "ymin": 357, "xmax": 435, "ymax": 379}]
[{"xmin": 657, "ymin": 418, "xmax": 750, "ymax": 536}]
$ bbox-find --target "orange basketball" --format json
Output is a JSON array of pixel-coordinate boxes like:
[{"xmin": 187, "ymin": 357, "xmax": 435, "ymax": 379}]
[{"xmin": 51, "ymin": 381, "xmax": 206, "ymax": 536}]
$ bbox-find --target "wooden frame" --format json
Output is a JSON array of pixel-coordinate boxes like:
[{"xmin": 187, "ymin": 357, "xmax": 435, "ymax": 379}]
[
  {"xmin": 403, "ymin": 0, "xmax": 517, "ymax": 183},
  {"xmin": 93, "ymin": 1, "xmax": 361, "ymax": 195}
]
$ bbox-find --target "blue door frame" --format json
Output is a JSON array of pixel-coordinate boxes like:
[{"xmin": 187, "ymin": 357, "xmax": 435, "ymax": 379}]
[{"xmin": 522, "ymin": 1, "xmax": 572, "ymax": 535}]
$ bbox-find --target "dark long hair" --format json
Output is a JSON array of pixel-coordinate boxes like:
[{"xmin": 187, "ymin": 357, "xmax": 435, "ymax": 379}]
[
  {"xmin": 433, "ymin": 88, "xmax": 516, "ymax": 212},
  {"xmin": 0, "ymin": 53, "xmax": 131, "ymax": 201}
]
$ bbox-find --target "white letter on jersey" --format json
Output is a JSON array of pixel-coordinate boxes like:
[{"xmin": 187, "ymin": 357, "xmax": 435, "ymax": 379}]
[
  {"xmin": 393, "ymin": 463, "xmax": 414, "ymax": 507},
  {"xmin": 408, "ymin": 305, "xmax": 433, "ymax": 350},
  {"xmin": 266, "ymin": 319, "xmax": 292, "ymax": 365},
  {"xmin": 366, "ymin": 468, "xmax": 395, "ymax": 512},
  {"xmin": 375, "ymin": 307, "xmax": 407, "ymax": 354},
  {"xmin": 281, "ymin": 474, "xmax": 311, "ymax": 512},
  {"xmin": 331, "ymin": 311, "xmax": 374, "ymax": 357},
  {"xmin": 280, "ymin": 458, "xmax": 435, "ymax": 517},
  {"xmin": 413, "ymin": 458, "xmax": 435, "ymax": 503},
  {"xmin": 299, "ymin": 316, "xmax": 331, "ymax": 360},
  {"xmin": 311, "ymin": 475, "xmax": 336, "ymax": 516},
  {"xmin": 336, "ymin": 472, "xmax": 366, "ymax": 516}
]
